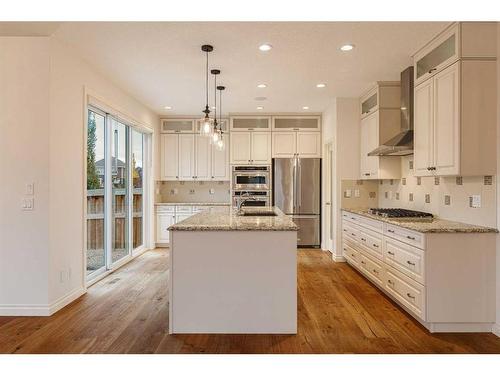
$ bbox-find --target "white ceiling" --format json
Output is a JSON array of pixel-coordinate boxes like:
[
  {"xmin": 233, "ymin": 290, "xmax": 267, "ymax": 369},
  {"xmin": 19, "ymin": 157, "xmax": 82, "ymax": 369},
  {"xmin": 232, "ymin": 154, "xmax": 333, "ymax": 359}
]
[{"xmin": 35, "ymin": 22, "xmax": 450, "ymax": 115}]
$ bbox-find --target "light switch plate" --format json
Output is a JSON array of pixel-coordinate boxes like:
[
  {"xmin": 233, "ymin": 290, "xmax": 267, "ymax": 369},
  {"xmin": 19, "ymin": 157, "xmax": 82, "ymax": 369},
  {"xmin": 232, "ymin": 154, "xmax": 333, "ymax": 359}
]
[
  {"xmin": 209, "ymin": 188, "xmax": 215, "ymax": 195},
  {"xmin": 22, "ymin": 198, "xmax": 34, "ymax": 210},
  {"xmin": 470, "ymin": 195, "xmax": 481, "ymax": 208}
]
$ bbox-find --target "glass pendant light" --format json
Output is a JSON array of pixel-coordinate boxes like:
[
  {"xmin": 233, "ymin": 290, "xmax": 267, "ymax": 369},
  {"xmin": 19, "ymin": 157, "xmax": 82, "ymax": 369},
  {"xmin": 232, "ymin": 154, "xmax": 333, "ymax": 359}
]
[
  {"xmin": 215, "ymin": 85, "xmax": 226, "ymax": 151},
  {"xmin": 199, "ymin": 45, "xmax": 214, "ymax": 136},
  {"xmin": 210, "ymin": 69, "xmax": 220, "ymax": 144}
]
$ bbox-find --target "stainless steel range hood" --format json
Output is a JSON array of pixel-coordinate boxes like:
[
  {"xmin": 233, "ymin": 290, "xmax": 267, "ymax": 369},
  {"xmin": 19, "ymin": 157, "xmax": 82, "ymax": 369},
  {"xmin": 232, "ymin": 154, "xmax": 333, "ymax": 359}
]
[{"xmin": 368, "ymin": 66, "xmax": 414, "ymax": 156}]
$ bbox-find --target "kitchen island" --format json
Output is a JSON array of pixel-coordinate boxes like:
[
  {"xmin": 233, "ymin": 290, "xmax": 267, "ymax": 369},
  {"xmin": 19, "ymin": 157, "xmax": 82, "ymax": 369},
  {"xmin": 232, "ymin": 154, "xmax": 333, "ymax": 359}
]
[{"xmin": 168, "ymin": 206, "xmax": 298, "ymax": 334}]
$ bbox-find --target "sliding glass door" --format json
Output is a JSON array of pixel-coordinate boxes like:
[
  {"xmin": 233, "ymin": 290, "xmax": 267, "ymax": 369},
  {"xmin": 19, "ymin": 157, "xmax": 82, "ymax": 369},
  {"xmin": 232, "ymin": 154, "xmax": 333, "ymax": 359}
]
[{"xmin": 86, "ymin": 106, "xmax": 148, "ymax": 281}]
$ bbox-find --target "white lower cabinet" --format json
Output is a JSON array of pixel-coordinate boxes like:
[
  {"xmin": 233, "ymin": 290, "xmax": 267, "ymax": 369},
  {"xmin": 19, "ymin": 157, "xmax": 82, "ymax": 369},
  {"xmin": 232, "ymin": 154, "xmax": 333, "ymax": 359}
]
[
  {"xmin": 156, "ymin": 211, "xmax": 176, "ymax": 245},
  {"xmin": 341, "ymin": 210, "xmax": 496, "ymax": 332}
]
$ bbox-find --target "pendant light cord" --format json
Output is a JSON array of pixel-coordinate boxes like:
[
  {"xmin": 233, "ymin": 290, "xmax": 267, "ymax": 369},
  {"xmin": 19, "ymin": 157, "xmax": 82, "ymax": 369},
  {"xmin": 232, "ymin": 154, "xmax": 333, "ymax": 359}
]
[
  {"xmin": 219, "ymin": 89, "xmax": 222, "ymax": 134},
  {"xmin": 214, "ymin": 74, "xmax": 217, "ymax": 125},
  {"xmin": 205, "ymin": 50, "xmax": 209, "ymax": 109}
]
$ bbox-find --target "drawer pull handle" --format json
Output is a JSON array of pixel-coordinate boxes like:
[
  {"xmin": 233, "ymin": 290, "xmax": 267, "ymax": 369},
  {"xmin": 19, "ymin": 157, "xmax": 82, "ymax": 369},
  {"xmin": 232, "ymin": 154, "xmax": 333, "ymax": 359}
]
[
  {"xmin": 406, "ymin": 293, "xmax": 415, "ymax": 299},
  {"xmin": 343, "ymin": 229, "xmax": 347, "ymax": 232},
  {"xmin": 428, "ymin": 68, "xmax": 437, "ymax": 73},
  {"xmin": 388, "ymin": 229, "xmax": 395, "ymax": 233},
  {"xmin": 407, "ymin": 261, "xmax": 416, "ymax": 266},
  {"xmin": 372, "ymin": 269, "xmax": 379, "ymax": 274},
  {"xmin": 407, "ymin": 235, "xmax": 416, "ymax": 240},
  {"xmin": 352, "ymin": 217, "xmax": 357, "ymax": 220},
  {"xmin": 351, "ymin": 233, "xmax": 356, "ymax": 237},
  {"xmin": 388, "ymin": 279, "xmax": 394, "ymax": 284},
  {"xmin": 361, "ymin": 238, "xmax": 366, "ymax": 242},
  {"xmin": 387, "ymin": 251, "xmax": 395, "ymax": 255},
  {"xmin": 361, "ymin": 261, "xmax": 366, "ymax": 265},
  {"xmin": 351, "ymin": 254, "xmax": 356, "ymax": 257},
  {"xmin": 372, "ymin": 244, "xmax": 379, "ymax": 248}
]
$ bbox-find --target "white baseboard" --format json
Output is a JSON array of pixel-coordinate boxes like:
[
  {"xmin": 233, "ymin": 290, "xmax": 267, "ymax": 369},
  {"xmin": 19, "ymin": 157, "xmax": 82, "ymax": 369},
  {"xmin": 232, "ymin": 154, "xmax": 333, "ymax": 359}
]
[
  {"xmin": 0, "ymin": 287, "xmax": 85, "ymax": 316},
  {"xmin": 428, "ymin": 322, "xmax": 493, "ymax": 333},
  {"xmin": 332, "ymin": 254, "xmax": 346, "ymax": 262},
  {"xmin": 492, "ymin": 323, "xmax": 500, "ymax": 337}
]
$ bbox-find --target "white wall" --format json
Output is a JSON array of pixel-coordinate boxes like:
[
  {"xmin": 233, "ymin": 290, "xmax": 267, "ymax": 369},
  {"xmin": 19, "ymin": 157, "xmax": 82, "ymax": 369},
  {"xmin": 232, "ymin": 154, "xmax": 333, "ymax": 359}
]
[
  {"xmin": 322, "ymin": 98, "xmax": 360, "ymax": 259},
  {"xmin": 0, "ymin": 36, "xmax": 159, "ymax": 315},
  {"xmin": 0, "ymin": 37, "xmax": 51, "ymax": 312}
]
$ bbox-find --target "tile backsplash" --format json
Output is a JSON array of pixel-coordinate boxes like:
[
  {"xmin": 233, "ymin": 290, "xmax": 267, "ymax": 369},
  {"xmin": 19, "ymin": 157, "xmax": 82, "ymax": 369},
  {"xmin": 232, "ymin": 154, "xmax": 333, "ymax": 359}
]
[
  {"xmin": 340, "ymin": 179, "xmax": 379, "ymax": 209},
  {"xmin": 378, "ymin": 156, "xmax": 496, "ymax": 227},
  {"xmin": 155, "ymin": 181, "xmax": 231, "ymax": 203}
]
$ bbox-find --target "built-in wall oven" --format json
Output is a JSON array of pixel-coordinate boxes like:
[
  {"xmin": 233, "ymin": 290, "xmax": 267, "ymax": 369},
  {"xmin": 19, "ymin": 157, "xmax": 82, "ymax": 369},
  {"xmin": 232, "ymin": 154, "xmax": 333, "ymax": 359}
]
[
  {"xmin": 232, "ymin": 166, "xmax": 270, "ymax": 191},
  {"xmin": 232, "ymin": 191, "xmax": 271, "ymax": 207}
]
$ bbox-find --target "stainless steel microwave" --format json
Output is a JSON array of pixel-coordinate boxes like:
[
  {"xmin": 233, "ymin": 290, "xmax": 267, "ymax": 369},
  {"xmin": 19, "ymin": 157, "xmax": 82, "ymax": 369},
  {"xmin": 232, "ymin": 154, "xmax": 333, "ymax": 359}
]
[{"xmin": 232, "ymin": 165, "xmax": 270, "ymax": 191}]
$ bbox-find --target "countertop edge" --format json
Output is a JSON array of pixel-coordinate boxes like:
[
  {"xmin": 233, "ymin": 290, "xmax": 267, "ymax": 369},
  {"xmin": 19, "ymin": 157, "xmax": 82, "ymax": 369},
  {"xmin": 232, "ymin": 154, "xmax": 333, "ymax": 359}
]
[{"xmin": 342, "ymin": 208, "xmax": 499, "ymax": 234}]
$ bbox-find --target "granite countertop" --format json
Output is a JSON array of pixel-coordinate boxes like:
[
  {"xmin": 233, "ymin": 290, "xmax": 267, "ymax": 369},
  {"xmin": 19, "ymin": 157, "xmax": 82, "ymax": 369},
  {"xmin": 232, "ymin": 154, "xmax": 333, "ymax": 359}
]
[
  {"xmin": 169, "ymin": 206, "xmax": 298, "ymax": 231},
  {"xmin": 155, "ymin": 202, "xmax": 231, "ymax": 206},
  {"xmin": 342, "ymin": 208, "xmax": 498, "ymax": 233}
]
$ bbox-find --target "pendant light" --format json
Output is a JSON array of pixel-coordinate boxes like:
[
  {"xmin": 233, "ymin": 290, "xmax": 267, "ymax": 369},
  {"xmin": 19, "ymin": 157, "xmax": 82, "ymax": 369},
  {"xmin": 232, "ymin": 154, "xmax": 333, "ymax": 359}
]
[
  {"xmin": 215, "ymin": 85, "xmax": 226, "ymax": 151},
  {"xmin": 199, "ymin": 45, "xmax": 214, "ymax": 136},
  {"xmin": 210, "ymin": 69, "xmax": 221, "ymax": 144}
]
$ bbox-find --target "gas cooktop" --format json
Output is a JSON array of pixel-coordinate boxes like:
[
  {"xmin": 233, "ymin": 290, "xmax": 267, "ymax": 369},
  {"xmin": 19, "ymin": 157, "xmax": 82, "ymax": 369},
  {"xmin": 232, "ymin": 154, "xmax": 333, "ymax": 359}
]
[{"xmin": 368, "ymin": 208, "xmax": 434, "ymax": 221}]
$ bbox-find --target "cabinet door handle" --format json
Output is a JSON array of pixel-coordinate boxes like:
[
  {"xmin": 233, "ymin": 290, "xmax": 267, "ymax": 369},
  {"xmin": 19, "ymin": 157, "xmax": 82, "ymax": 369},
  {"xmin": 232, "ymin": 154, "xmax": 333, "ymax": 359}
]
[
  {"xmin": 407, "ymin": 235, "xmax": 416, "ymax": 240},
  {"xmin": 387, "ymin": 279, "xmax": 394, "ymax": 285},
  {"xmin": 351, "ymin": 233, "xmax": 356, "ymax": 237},
  {"xmin": 387, "ymin": 251, "xmax": 395, "ymax": 255},
  {"xmin": 428, "ymin": 68, "xmax": 437, "ymax": 74},
  {"xmin": 407, "ymin": 261, "xmax": 416, "ymax": 266},
  {"xmin": 406, "ymin": 293, "xmax": 415, "ymax": 299},
  {"xmin": 343, "ymin": 229, "xmax": 347, "ymax": 232},
  {"xmin": 361, "ymin": 238, "xmax": 366, "ymax": 242},
  {"xmin": 387, "ymin": 229, "xmax": 395, "ymax": 233},
  {"xmin": 176, "ymin": 176, "xmax": 179, "ymax": 179},
  {"xmin": 372, "ymin": 244, "xmax": 379, "ymax": 248},
  {"xmin": 364, "ymin": 173, "xmax": 370, "ymax": 176}
]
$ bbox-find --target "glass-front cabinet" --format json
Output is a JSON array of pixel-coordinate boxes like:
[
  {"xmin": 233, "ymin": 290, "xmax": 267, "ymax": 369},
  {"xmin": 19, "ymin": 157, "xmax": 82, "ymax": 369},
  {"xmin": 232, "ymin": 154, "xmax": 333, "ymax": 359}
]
[
  {"xmin": 272, "ymin": 116, "xmax": 321, "ymax": 131},
  {"xmin": 414, "ymin": 24, "xmax": 459, "ymax": 86},
  {"xmin": 161, "ymin": 119, "xmax": 195, "ymax": 133},
  {"xmin": 360, "ymin": 90, "xmax": 378, "ymax": 117},
  {"xmin": 230, "ymin": 116, "xmax": 271, "ymax": 131}
]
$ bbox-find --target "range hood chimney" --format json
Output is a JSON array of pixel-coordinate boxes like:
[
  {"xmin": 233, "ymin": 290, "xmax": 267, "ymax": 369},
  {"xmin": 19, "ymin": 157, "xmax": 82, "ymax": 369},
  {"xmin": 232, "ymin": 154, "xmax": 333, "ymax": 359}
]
[{"xmin": 368, "ymin": 66, "xmax": 414, "ymax": 156}]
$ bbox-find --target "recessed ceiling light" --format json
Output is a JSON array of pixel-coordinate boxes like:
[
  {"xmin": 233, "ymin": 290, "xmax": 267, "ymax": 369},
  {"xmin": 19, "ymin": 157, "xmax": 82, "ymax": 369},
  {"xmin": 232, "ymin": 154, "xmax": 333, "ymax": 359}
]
[
  {"xmin": 316, "ymin": 83, "xmax": 326, "ymax": 88},
  {"xmin": 164, "ymin": 106, "xmax": 173, "ymax": 110},
  {"xmin": 340, "ymin": 44, "xmax": 354, "ymax": 52},
  {"xmin": 257, "ymin": 83, "xmax": 267, "ymax": 88},
  {"xmin": 259, "ymin": 43, "xmax": 272, "ymax": 52},
  {"xmin": 302, "ymin": 106, "xmax": 310, "ymax": 110},
  {"xmin": 256, "ymin": 106, "xmax": 264, "ymax": 110}
]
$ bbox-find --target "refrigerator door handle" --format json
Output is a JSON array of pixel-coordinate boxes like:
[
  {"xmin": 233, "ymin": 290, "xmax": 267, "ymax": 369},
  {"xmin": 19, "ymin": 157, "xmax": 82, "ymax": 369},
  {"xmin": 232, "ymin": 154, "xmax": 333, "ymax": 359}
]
[
  {"xmin": 297, "ymin": 157, "xmax": 301, "ymax": 210},
  {"xmin": 292, "ymin": 157, "xmax": 296, "ymax": 211}
]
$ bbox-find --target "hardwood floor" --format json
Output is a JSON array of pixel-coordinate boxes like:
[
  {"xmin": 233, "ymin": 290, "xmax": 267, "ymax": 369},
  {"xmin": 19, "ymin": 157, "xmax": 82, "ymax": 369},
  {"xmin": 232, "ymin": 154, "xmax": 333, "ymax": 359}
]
[{"xmin": 1, "ymin": 248, "xmax": 499, "ymax": 354}]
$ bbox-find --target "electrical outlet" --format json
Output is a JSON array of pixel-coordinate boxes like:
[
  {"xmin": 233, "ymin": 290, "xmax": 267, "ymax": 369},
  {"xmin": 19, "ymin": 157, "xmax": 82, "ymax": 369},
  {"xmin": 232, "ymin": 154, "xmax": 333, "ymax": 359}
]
[
  {"xmin": 444, "ymin": 195, "xmax": 451, "ymax": 205},
  {"xmin": 209, "ymin": 188, "xmax": 215, "ymax": 195},
  {"xmin": 425, "ymin": 194, "xmax": 431, "ymax": 203},
  {"xmin": 189, "ymin": 189, "xmax": 195, "ymax": 195},
  {"xmin": 21, "ymin": 198, "xmax": 34, "ymax": 211},
  {"xmin": 354, "ymin": 189, "xmax": 360, "ymax": 198},
  {"xmin": 469, "ymin": 195, "xmax": 481, "ymax": 208},
  {"xmin": 344, "ymin": 189, "xmax": 352, "ymax": 198}
]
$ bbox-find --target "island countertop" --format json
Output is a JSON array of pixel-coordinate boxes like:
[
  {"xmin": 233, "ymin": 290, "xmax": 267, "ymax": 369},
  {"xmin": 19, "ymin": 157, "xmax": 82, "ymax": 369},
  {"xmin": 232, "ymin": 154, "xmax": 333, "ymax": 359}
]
[{"xmin": 169, "ymin": 206, "xmax": 298, "ymax": 231}]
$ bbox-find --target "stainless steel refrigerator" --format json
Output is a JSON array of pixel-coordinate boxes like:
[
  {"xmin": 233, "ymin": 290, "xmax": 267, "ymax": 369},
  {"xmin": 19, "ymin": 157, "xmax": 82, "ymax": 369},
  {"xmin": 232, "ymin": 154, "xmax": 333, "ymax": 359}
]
[{"xmin": 273, "ymin": 158, "xmax": 321, "ymax": 248}]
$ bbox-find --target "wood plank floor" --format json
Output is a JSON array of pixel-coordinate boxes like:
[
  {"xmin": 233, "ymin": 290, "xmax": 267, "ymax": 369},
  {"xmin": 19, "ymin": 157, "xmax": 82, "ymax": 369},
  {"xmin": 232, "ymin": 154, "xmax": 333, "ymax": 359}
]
[{"xmin": 1, "ymin": 248, "xmax": 499, "ymax": 354}]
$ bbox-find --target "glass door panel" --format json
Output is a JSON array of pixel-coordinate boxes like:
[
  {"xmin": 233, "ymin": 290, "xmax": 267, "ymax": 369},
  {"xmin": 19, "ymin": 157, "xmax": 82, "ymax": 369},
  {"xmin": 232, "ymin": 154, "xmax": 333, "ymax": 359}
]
[
  {"xmin": 132, "ymin": 129, "xmax": 144, "ymax": 250},
  {"xmin": 86, "ymin": 109, "xmax": 106, "ymax": 276},
  {"xmin": 111, "ymin": 119, "xmax": 130, "ymax": 264}
]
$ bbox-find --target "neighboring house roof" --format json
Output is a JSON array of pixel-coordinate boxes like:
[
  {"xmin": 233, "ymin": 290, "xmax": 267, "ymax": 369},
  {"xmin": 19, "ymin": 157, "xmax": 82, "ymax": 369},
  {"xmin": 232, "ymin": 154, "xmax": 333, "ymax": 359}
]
[{"xmin": 95, "ymin": 157, "xmax": 126, "ymax": 168}]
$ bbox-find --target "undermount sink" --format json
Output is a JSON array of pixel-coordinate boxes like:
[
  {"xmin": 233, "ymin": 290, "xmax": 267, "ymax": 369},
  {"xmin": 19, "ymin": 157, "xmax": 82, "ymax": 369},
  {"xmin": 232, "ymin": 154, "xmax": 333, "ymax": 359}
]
[{"xmin": 238, "ymin": 211, "xmax": 278, "ymax": 217}]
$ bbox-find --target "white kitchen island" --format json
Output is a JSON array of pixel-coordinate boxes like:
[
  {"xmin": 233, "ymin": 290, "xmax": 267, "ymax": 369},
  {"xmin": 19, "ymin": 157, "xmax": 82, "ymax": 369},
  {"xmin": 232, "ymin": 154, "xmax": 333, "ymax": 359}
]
[{"xmin": 168, "ymin": 206, "xmax": 298, "ymax": 334}]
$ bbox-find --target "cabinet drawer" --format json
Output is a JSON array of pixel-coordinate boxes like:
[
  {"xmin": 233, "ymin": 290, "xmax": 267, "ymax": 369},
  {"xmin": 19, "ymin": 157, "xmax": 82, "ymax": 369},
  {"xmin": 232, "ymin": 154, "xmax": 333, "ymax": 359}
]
[
  {"xmin": 156, "ymin": 205, "xmax": 175, "ymax": 213},
  {"xmin": 176, "ymin": 205, "xmax": 193, "ymax": 213},
  {"xmin": 341, "ymin": 211, "xmax": 359, "ymax": 224},
  {"xmin": 359, "ymin": 253, "xmax": 384, "ymax": 287},
  {"xmin": 384, "ymin": 237, "xmax": 425, "ymax": 284},
  {"xmin": 358, "ymin": 227, "xmax": 383, "ymax": 260},
  {"xmin": 342, "ymin": 241, "xmax": 360, "ymax": 268},
  {"xmin": 342, "ymin": 223, "xmax": 360, "ymax": 242},
  {"xmin": 385, "ymin": 224, "xmax": 424, "ymax": 249},
  {"xmin": 385, "ymin": 267, "xmax": 426, "ymax": 320}
]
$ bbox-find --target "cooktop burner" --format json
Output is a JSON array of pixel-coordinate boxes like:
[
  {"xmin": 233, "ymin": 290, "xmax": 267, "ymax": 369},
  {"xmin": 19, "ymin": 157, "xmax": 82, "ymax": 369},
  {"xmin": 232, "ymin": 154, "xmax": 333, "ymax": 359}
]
[{"xmin": 368, "ymin": 208, "xmax": 434, "ymax": 221}]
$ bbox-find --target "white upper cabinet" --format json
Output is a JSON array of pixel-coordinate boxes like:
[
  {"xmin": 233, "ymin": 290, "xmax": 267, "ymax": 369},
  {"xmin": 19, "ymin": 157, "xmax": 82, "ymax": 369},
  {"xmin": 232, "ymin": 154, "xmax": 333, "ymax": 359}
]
[
  {"xmin": 358, "ymin": 82, "xmax": 401, "ymax": 179},
  {"xmin": 413, "ymin": 79, "xmax": 434, "ymax": 176},
  {"xmin": 230, "ymin": 116, "xmax": 271, "ymax": 132},
  {"xmin": 272, "ymin": 116, "xmax": 321, "ymax": 131},
  {"xmin": 272, "ymin": 132, "xmax": 296, "ymax": 158},
  {"xmin": 230, "ymin": 131, "xmax": 271, "ymax": 164},
  {"xmin": 413, "ymin": 22, "xmax": 497, "ymax": 177},
  {"xmin": 160, "ymin": 119, "xmax": 195, "ymax": 133},
  {"xmin": 230, "ymin": 132, "xmax": 252, "ymax": 164},
  {"xmin": 211, "ymin": 142, "xmax": 230, "ymax": 180},
  {"xmin": 273, "ymin": 131, "xmax": 321, "ymax": 158},
  {"xmin": 251, "ymin": 132, "xmax": 272, "ymax": 164},
  {"xmin": 160, "ymin": 134, "xmax": 179, "ymax": 180},
  {"xmin": 178, "ymin": 134, "xmax": 195, "ymax": 180},
  {"xmin": 194, "ymin": 134, "xmax": 212, "ymax": 180}
]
